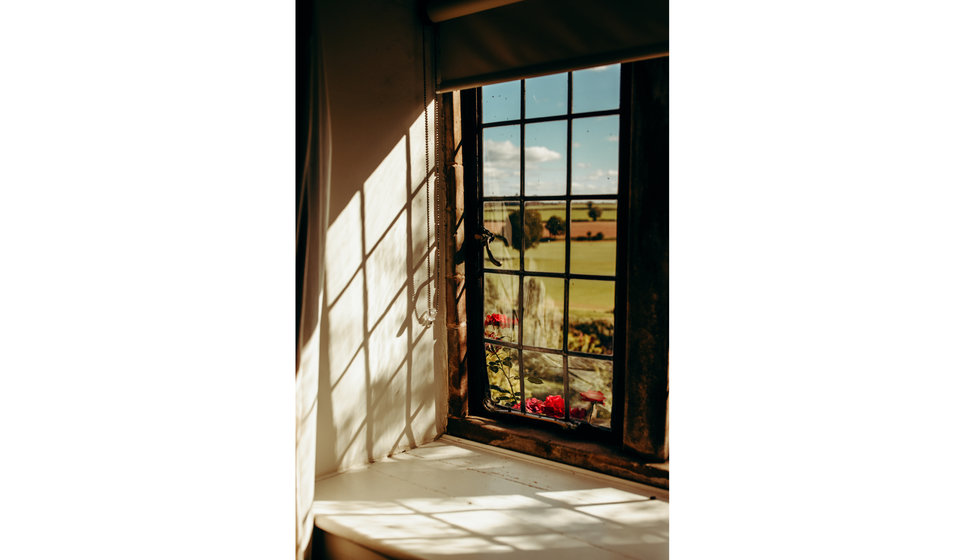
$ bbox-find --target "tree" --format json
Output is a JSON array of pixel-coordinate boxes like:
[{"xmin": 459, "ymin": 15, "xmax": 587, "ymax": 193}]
[
  {"xmin": 508, "ymin": 210, "xmax": 544, "ymax": 249},
  {"xmin": 545, "ymin": 215, "xmax": 566, "ymax": 238},
  {"xmin": 587, "ymin": 201, "xmax": 602, "ymax": 221}
]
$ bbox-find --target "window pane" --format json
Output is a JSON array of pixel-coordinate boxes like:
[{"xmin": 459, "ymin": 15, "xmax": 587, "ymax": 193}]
[
  {"xmin": 525, "ymin": 73, "xmax": 567, "ymax": 118},
  {"xmin": 485, "ymin": 341, "xmax": 519, "ymax": 408},
  {"xmin": 571, "ymin": 64, "xmax": 620, "ymax": 113},
  {"xmin": 571, "ymin": 116, "xmax": 619, "ymax": 195},
  {"xmin": 522, "ymin": 276, "xmax": 564, "ymax": 350},
  {"xmin": 483, "ymin": 125, "xmax": 520, "ymax": 196},
  {"xmin": 522, "ymin": 350, "xmax": 565, "ymax": 419},
  {"xmin": 568, "ymin": 356, "xmax": 612, "ymax": 429},
  {"xmin": 484, "ymin": 272, "xmax": 519, "ymax": 343},
  {"xmin": 524, "ymin": 121, "xmax": 566, "ymax": 196},
  {"xmin": 569, "ymin": 200, "xmax": 616, "ymax": 276},
  {"xmin": 524, "ymin": 201, "xmax": 565, "ymax": 273},
  {"xmin": 568, "ymin": 279, "xmax": 614, "ymax": 356},
  {"xmin": 482, "ymin": 80, "xmax": 520, "ymax": 123},
  {"xmin": 483, "ymin": 201, "xmax": 520, "ymax": 270}
]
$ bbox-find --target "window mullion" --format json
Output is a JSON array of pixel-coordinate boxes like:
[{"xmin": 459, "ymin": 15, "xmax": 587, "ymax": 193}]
[
  {"xmin": 517, "ymin": 79, "xmax": 526, "ymax": 414},
  {"xmin": 562, "ymin": 71, "xmax": 573, "ymax": 421}
]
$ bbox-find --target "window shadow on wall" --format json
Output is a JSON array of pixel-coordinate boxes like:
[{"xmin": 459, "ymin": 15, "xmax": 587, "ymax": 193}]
[{"xmin": 316, "ymin": 102, "xmax": 447, "ymax": 477}]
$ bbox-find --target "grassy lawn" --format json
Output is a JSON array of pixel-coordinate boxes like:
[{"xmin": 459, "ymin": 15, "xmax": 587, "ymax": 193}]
[
  {"xmin": 489, "ymin": 241, "xmax": 615, "ymax": 313},
  {"xmin": 524, "ymin": 239, "xmax": 617, "ymax": 277}
]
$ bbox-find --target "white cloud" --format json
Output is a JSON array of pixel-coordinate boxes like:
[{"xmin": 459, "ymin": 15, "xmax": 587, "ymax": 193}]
[
  {"xmin": 588, "ymin": 65, "xmax": 612, "ymax": 72},
  {"xmin": 484, "ymin": 139, "xmax": 520, "ymax": 162},
  {"xmin": 484, "ymin": 139, "xmax": 560, "ymax": 164},
  {"xmin": 572, "ymin": 142, "xmax": 582, "ymax": 148},
  {"xmin": 484, "ymin": 165, "xmax": 518, "ymax": 177},
  {"xmin": 607, "ymin": 135, "xmax": 619, "ymax": 142},
  {"xmin": 576, "ymin": 162, "xmax": 590, "ymax": 169},
  {"xmin": 525, "ymin": 145, "xmax": 561, "ymax": 163}
]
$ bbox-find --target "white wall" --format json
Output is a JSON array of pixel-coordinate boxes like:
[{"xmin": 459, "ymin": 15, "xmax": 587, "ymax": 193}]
[{"xmin": 314, "ymin": 0, "xmax": 448, "ymax": 477}]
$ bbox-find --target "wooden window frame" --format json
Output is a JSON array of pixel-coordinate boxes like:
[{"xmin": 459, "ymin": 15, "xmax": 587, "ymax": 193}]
[{"xmin": 441, "ymin": 58, "xmax": 669, "ymax": 490}]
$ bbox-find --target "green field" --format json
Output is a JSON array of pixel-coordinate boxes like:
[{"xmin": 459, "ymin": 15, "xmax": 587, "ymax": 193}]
[
  {"xmin": 491, "ymin": 239, "xmax": 617, "ymax": 277},
  {"xmin": 483, "ymin": 202, "xmax": 617, "ymax": 223}
]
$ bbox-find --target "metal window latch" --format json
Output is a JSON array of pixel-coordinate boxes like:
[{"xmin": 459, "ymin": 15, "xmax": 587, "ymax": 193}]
[{"xmin": 476, "ymin": 226, "xmax": 503, "ymax": 267}]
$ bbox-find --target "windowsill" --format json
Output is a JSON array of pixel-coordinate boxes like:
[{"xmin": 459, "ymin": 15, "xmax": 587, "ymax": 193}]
[
  {"xmin": 447, "ymin": 415, "xmax": 669, "ymax": 490},
  {"xmin": 312, "ymin": 435, "xmax": 668, "ymax": 560}
]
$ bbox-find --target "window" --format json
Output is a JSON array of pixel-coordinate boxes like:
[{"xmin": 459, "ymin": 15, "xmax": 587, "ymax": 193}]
[
  {"xmin": 443, "ymin": 58, "xmax": 669, "ymax": 488},
  {"xmin": 476, "ymin": 65, "xmax": 625, "ymax": 435}
]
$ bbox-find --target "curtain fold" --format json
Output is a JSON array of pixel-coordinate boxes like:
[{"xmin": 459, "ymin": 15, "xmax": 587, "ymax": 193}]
[
  {"xmin": 296, "ymin": 1, "xmax": 329, "ymax": 557},
  {"xmin": 434, "ymin": 0, "xmax": 667, "ymax": 92}
]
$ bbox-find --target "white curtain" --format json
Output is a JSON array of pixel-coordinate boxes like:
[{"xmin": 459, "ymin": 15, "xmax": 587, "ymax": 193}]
[{"xmin": 295, "ymin": 8, "xmax": 330, "ymax": 558}]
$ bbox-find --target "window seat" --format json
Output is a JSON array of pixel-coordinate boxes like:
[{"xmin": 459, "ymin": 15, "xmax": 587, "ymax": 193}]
[{"xmin": 311, "ymin": 435, "xmax": 668, "ymax": 560}]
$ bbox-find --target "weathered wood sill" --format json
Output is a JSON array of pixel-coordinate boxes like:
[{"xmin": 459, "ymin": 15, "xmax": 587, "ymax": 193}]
[{"xmin": 447, "ymin": 415, "xmax": 669, "ymax": 490}]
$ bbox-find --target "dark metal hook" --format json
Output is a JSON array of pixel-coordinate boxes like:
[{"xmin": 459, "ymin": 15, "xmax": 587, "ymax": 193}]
[{"xmin": 477, "ymin": 226, "xmax": 503, "ymax": 267}]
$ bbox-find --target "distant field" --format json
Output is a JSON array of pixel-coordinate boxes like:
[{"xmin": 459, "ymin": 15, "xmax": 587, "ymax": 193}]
[
  {"xmin": 483, "ymin": 202, "xmax": 617, "ymax": 224},
  {"xmin": 484, "ymin": 221, "xmax": 617, "ymax": 243}
]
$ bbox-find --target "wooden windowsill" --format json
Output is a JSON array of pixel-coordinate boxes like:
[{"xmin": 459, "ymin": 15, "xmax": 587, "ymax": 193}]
[
  {"xmin": 447, "ymin": 415, "xmax": 668, "ymax": 490},
  {"xmin": 312, "ymin": 436, "xmax": 668, "ymax": 560}
]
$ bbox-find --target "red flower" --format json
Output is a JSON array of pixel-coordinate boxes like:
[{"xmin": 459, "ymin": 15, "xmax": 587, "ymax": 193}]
[
  {"xmin": 579, "ymin": 390, "xmax": 606, "ymax": 404},
  {"xmin": 526, "ymin": 397, "xmax": 544, "ymax": 414},
  {"xmin": 570, "ymin": 407, "xmax": 587, "ymax": 420},
  {"xmin": 542, "ymin": 395, "xmax": 564, "ymax": 418},
  {"xmin": 484, "ymin": 313, "xmax": 518, "ymax": 328},
  {"xmin": 512, "ymin": 398, "xmax": 544, "ymax": 414},
  {"xmin": 484, "ymin": 313, "xmax": 504, "ymax": 327}
]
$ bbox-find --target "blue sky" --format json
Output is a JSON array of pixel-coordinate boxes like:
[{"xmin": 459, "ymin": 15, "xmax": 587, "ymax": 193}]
[{"xmin": 482, "ymin": 65, "xmax": 620, "ymax": 196}]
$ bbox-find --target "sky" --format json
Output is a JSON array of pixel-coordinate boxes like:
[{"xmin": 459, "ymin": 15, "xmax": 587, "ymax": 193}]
[{"xmin": 482, "ymin": 65, "xmax": 621, "ymax": 197}]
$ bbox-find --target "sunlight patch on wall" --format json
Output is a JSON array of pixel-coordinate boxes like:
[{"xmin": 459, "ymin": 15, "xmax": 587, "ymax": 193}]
[
  {"xmin": 325, "ymin": 192, "xmax": 363, "ymax": 307},
  {"xmin": 368, "ymin": 285, "xmax": 408, "ymax": 388},
  {"xmin": 317, "ymin": 347, "xmax": 368, "ymax": 474},
  {"xmin": 370, "ymin": 359, "xmax": 409, "ymax": 460},
  {"xmin": 365, "ymin": 210, "xmax": 407, "ymax": 329},
  {"xmin": 409, "ymin": 101, "xmax": 435, "ymax": 191},
  {"xmin": 327, "ymin": 269, "xmax": 365, "ymax": 378},
  {"xmin": 410, "ymin": 332, "xmax": 437, "ymax": 440},
  {"xmin": 410, "ymin": 178, "xmax": 435, "ymax": 281},
  {"xmin": 364, "ymin": 137, "xmax": 407, "ymax": 252}
]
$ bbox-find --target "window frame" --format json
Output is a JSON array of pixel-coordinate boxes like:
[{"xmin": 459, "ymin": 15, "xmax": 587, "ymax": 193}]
[
  {"xmin": 442, "ymin": 58, "xmax": 669, "ymax": 489},
  {"xmin": 468, "ymin": 66, "xmax": 631, "ymax": 443}
]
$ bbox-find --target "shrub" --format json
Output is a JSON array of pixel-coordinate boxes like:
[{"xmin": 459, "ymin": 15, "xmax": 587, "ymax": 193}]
[
  {"xmin": 507, "ymin": 209, "xmax": 544, "ymax": 249},
  {"xmin": 545, "ymin": 215, "xmax": 566, "ymax": 237},
  {"xmin": 568, "ymin": 318, "xmax": 614, "ymax": 353},
  {"xmin": 587, "ymin": 201, "xmax": 602, "ymax": 221}
]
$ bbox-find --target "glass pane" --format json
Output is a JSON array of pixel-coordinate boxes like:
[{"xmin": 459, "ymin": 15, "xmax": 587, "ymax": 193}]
[
  {"xmin": 483, "ymin": 125, "xmax": 520, "ymax": 196},
  {"xmin": 483, "ymin": 201, "xmax": 520, "ymax": 270},
  {"xmin": 525, "ymin": 73, "xmax": 567, "ymax": 118},
  {"xmin": 524, "ymin": 201, "xmax": 565, "ymax": 273},
  {"xmin": 571, "ymin": 116, "xmax": 619, "ymax": 195},
  {"xmin": 486, "ymin": 341, "xmax": 519, "ymax": 409},
  {"xmin": 571, "ymin": 64, "xmax": 620, "ymax": 113},
  {"xmin": 568, "ymin": 356, "xmax": 612, "ymax": 428},
  {"xmin": 525, "ymin": 121, "xmax": 566, "ymax": 196},
  {"xmin": 522, "ymin": 276, "xmax": 564, "ymax": 350},
  {"xmin": 568, "ymin": 279, "xmax": 614, "ymax": 356},
  {"xmin": 483, "ymin": 272, "xmax": 519, "ymax": 343},
  {"xmin": 522, "ymin": 350, "xmax": 565, "ymax": 419},
  {"xmin": 569, "ymin": 199, "xmax": 616, "ymax": 276},
  {"xmin": 482, "ymin": 80, "xmax": 520, "ymax": 123}
]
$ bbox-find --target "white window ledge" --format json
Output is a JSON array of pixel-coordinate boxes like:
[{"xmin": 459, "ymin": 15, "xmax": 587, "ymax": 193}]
[{"xmin": 312, "ymin": 435, "xmax": 668, "ymax": 559}]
